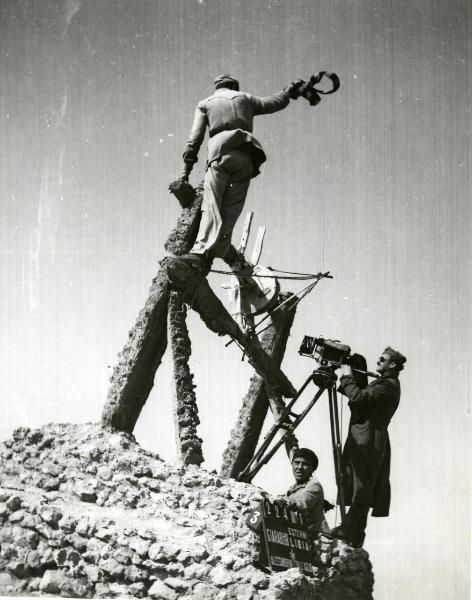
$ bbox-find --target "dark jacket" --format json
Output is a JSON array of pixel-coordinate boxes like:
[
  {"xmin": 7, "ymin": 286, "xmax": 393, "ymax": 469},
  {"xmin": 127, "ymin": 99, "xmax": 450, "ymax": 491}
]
[
  {"xmin": 339, "ymin": 370, "xmax": 401, "ymax": 516},
  {"xmin": 183, "ymin": 87, "xmax": 290, "ymax": 177}
]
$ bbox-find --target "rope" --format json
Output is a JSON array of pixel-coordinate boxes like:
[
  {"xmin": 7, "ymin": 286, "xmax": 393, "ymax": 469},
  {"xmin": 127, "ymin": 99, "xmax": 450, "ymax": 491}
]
[
  {"xmin": 224, "ymin": 275, "xmax": 330, "ymax": 347},
  {"xmin": 250, "ymin": 277, "xmax": 325, "ymax": 337},
  {"xmin": 210, "ymin": 268, "xmax": 333, "ymax": 281}
]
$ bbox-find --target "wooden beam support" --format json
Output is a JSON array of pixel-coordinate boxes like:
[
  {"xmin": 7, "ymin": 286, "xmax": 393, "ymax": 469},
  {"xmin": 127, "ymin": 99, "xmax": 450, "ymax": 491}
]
[
  {"xmin": 101, "ymin": 190, "xmax": 203, "ymax": 433},
  {"xmin": 220, "ymin": 293, "xmax": 299, "ymax": 479},
  {"xmin": 168, "ymin": 290, "xmax": 204, "ymax": 466}
]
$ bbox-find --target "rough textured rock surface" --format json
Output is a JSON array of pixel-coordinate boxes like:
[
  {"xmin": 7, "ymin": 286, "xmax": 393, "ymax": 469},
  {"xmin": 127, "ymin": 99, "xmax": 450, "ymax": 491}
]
[
  {"xmin": 0, "ymin": 423, "xmax": 374, "ymax": 599},
  {"xmin": 220, "ymin": 294, "xmax": 298, "ymax": 480}
]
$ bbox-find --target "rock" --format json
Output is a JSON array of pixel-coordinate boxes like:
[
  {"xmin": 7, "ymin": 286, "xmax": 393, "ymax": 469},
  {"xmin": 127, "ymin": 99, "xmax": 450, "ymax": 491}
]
[
  {"xmin": 0, "ymin": 423, "xmax": 374, "ymax": 599},
  {"xmin": 62, "ymin": 577, "xmax": 91, "ymax": 598},
  {"xmin": 22, "ymin": 513, "xmax": 41, "ymax": 529},
  {"xmin": 78, "ymin": 489, "xmax": 98, "ymax": 503},
  {"xmin": 8, "ymin": 560, "xmax": 28, "ymax": 578},
  {"xmin": 55, "ymin": 548, "xmax": 68, "ymax": 565},
  {"xmin": 95, "ymin": 527, "xmax": 114, "ymax": 542},
  {"xmin": 210, "ymin": 565, "xmax": 232, "ymax": 587},
  {"xmin": 83, "ymin": 563, "xmax": 101, "ymax": 583},
  {"xmin": 148, "ymin": 543, "xmax": 164, "ymax": 561},
  {"xmin": 251, "ymin": 570, "xmax": 270, "ymax": 589},
  {"xmin": 75, "ymin": 517, "xmax": 91, "ymax": 536},
  {"xmin": 39, "ymin": 569, "xmax": 68, "ymax": 594},
  {"xmin": 130, "ymin": 581, "xmax": 148, "ymax": 597},
  {"xmin": 221, "ymin": 553, "xmax": 236, "ymax": 568},
  {"xmin": 0, "ymin": 571, "xmax": 18, "ymax": 591},
  {"xmin": 28, "ymin": 576, "xmax": 41, "ymax": 591},
  {"xmin": 8, "ymin": 509, "xmax": 27, "ymax": 523},
  {"xmin": 6, "ymin": 496, "xmax": 22, "ymax": 512},
  {"xmin": 164, "ymin": 576, "xmax": 190, "ymax": 591},
  {"xmin": 97, "ymin": 466, "xmax": 113, "ymax": 480},
  {"xmin": 192, "ymin": 582, "xmax": 220, "ymax": 600},
  {"xmin": 58, "ymin": 514, "xmax": 77, "ymax": 533},
  {"xmin": 148, "ymin": 579, "xmax": 178, "ymax": 600},
  {"xmin": 67, "ymin": 532, "xmax": 88, "ymax": 552},
  {"xmin": 232, "ymin": 583, "xmax": 254, "ymax": 600},
  {"xmin": 129, "ymin": 537, "xmax": 151, "ymax": 557},
  {"xmin": 39, "ymin": 504, "xmax": 62, "ymax": 527},
  {"xmin": 94, "ymin": 582, "xmax": 111, "ymax": 598},
  {"xmin": 98, "ymin": 557, "xmax": 125, "ymax": 578},
  {"xmin": 42, "ymin": 476, "xmax": 60, "ymax": 491},
  {"xmin": 184, "ymin": 563, "xmax": 210, "ymax": 580},
  {"xmin": 125, "ymin": 564, "xmax": 148, "ymax": 582}
]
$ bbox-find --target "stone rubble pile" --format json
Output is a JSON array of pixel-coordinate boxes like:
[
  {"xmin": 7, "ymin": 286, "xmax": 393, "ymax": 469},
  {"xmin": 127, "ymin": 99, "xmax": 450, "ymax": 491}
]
[{"xmin": 0, "ymin": 423, "xmax": 373, "ymax": 599}]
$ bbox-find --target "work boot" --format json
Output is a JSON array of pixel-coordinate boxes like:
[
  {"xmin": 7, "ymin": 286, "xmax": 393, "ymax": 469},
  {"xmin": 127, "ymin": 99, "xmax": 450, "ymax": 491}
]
[
  {"xmin": 163, "ymin": 256, "xmax": 206, "ymax": 293},
  {"xmin": 330, "ymin": 526, "xmax": 365, "ymax": 548},
  {"xmin": 167, "ymin": 253, "xmax": 212, "ymax": 275},
  {"xmin": 223, "ymin": 246, "xmax": 254, "ymax": 277}
]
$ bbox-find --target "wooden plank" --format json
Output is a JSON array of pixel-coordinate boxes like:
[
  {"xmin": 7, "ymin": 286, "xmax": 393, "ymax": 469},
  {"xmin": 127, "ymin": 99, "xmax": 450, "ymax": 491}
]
[
  {"xmin": 237, "ymin": 211, "xmax": 254, "ymax": 254},
  {"xmin": 251, "ymin": 226, "xmax": 266, "ymax": 264}
]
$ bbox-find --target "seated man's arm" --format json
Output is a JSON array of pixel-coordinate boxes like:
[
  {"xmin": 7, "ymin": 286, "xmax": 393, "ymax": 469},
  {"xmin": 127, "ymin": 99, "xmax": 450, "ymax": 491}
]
[{"xmin": 285, "ymin": 480, "xmax": 323, "ymax": 513}]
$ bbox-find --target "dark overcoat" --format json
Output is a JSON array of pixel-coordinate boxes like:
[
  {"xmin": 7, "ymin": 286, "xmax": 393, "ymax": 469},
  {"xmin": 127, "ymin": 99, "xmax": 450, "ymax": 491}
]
[{"xmin": 339, "ymin": 369, "xmax": 400, "ymax": 517}]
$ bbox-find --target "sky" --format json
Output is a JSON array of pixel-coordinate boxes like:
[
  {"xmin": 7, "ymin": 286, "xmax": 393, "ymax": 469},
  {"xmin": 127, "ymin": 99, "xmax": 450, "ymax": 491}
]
[{"xmin": 0, "ymin": 0, "xmax": 470, "ymax": 598}]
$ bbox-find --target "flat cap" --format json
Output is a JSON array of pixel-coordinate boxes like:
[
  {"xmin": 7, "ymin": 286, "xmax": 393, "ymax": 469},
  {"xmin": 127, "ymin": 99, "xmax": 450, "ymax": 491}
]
[
  {"xmin": 383, "ymin": 347, "xmax": 407, "ymax": 366},
  {"xmin": 291, "ymin": 448, "xmax": 318, "ymax": 470},
  {"xmin": 214, "ymin": 74, "xmax": 239, "ymax": 89}
]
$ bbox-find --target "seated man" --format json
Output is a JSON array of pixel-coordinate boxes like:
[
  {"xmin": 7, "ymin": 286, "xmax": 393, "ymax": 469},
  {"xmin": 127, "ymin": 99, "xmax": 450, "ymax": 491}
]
[{"xmin": 278, "ymin": 448, "xmax": 329, "ymax": 538}]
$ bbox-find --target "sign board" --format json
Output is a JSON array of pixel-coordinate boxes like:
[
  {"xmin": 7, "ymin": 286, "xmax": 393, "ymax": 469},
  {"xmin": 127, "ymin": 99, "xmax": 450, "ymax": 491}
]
[{"xmin": 246, "ymin": 499, "xmax": 315, "ymax": 576}]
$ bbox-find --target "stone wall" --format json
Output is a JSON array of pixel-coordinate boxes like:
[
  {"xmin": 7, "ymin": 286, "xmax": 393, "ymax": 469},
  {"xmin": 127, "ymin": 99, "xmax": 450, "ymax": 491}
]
[{"xmin": 0, "ymin": 424, "xmax": 373, "ymax": 599}]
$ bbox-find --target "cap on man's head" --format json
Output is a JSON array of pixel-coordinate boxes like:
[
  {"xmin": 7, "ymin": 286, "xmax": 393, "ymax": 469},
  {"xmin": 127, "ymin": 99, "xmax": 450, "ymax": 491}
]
[
  {"xmin": 291, "ymin": 448, "xmax": 318, "ymax": 470},
  {"xmin": 214, "ymin": 74, "xmax": 240, "ymax": 90},
  {"xmin": 383, "ymin": 347, "xmax": 407, "ymax": 370}
]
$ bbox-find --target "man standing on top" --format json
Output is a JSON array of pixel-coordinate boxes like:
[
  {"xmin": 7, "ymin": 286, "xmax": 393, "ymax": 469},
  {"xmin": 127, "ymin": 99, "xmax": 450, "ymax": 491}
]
[
  {"xmin": 175, "ymin": 74, "xmax": 305, "ymax": 273},
  {"xmin": 332, "ymin": 347, "xmax": 406, "ymax": 547}
]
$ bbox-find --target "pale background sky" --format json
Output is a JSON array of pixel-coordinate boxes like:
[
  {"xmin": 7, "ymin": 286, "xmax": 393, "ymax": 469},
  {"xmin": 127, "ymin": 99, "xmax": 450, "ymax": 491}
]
[{"xmin": 0, "ymin": 0, "xmax": 470, "ymax": 598}]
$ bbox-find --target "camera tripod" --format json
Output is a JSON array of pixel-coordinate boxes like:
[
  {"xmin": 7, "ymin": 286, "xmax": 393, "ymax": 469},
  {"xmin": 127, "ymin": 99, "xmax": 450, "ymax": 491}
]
[{"xmin": 236, "ymin": 366, "xmax": 347, "ymax": 520}]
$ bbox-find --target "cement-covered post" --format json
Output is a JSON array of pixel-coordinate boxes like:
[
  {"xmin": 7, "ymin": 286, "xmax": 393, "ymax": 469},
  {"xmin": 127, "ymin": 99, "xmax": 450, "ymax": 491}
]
[
  {"xmin": 101, "ymin": 191, "xmax": 202, "ymax": 432},
  {"xmin": 168, "ymin": 290, "xmax": 204, "ymax": 466},
  {"xmin": 220, "ymin": 293, "xmax": 298, "ymax": 479}
]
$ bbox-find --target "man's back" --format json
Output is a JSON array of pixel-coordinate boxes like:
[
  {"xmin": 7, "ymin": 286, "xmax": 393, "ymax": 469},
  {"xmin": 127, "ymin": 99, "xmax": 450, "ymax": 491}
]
[{"xmin": 197, "ymin": 88, "xmax": 290, "ymax": 137}]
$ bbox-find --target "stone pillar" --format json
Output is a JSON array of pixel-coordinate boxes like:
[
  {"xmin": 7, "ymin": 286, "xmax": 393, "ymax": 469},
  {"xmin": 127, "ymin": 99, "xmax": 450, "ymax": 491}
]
[
  {"xmin": 168, "ymin": 290, "xmax": 204, "ymax": 466},
  {"xmin": 220, "ymin": 293, "xmax": 298, "ymax": 479},
  {"xmin": 101, "ymin": 191, "xmax": 203, "ymax": 433}
]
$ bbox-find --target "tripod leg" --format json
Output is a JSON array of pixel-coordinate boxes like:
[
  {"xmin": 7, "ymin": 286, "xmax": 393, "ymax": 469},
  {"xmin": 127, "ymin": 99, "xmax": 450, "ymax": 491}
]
[
  {"xmin": 329, "ymin": 386, "xmax": 346, "ymax": 521},
  {"xmin": 237, "ymin": 373, "xmax": 315, "ymax": 481},
  {"xmin": 238, "ymin": 381, "xmax": 325, "ymax": 482}
]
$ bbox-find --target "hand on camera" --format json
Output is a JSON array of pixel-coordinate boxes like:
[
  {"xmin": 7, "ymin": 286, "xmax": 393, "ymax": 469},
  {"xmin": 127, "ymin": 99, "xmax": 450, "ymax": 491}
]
[{"xmin": 340, "ymin": 364, "xmax": 353, "ymax": 376}]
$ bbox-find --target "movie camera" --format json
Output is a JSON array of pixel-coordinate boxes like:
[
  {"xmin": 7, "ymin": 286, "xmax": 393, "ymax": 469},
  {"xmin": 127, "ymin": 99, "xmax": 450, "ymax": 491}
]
[
  {"xmin": 299, "ymin": 336, "xmax": 379, "ymax": 381},
  {"xmin": 299, "ymin": 336, "xmax": 351, "ymax": 366}
]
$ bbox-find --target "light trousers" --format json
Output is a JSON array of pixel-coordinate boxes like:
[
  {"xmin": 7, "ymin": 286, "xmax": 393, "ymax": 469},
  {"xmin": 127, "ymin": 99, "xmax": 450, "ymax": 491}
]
[{"xmin": 190, "ymin": 148, "xmax": 253, "ymax": 260}]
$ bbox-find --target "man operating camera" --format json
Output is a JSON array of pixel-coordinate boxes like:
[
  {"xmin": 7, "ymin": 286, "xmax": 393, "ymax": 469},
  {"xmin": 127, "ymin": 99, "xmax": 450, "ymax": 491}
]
[{"xmin": 331, "ymin": 347, "xmax": 406, "ymax": 547}]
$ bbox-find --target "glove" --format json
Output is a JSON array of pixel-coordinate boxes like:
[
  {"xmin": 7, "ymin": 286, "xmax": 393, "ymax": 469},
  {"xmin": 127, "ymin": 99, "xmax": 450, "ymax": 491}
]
[
  {"xmin": 169, "ymin": 177, "xmax": 197, "ymax": 208},
  {"xmin": 285, "ymin": 79, "xmax": 306, "ymax": 99},
  {"xmin": 323, "ymin": 499, "xmax": 335, "ymax": 513}
]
